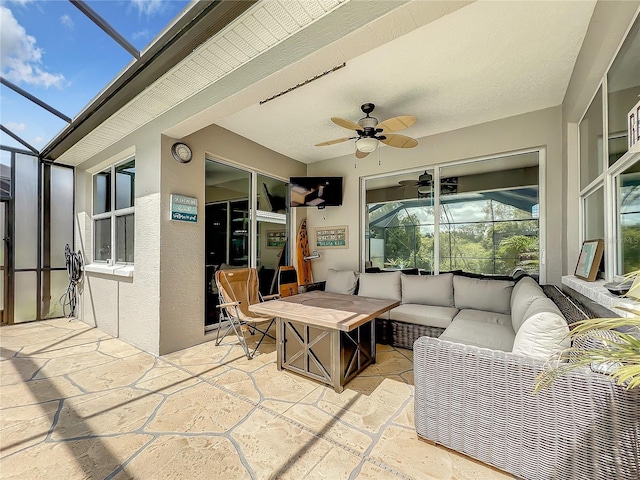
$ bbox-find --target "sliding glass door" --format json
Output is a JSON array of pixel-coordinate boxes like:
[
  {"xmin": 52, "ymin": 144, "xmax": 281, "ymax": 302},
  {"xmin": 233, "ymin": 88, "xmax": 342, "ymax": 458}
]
[{"xmin": 204, "ymin": 159, "xmax": 289, "ymax": 329}]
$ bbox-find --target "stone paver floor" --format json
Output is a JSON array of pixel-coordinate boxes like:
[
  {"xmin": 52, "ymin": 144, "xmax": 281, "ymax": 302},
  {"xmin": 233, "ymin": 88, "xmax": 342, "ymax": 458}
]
[{"xmin": 0, "ymin": 319, "xmax": 514, "ymax": 479}]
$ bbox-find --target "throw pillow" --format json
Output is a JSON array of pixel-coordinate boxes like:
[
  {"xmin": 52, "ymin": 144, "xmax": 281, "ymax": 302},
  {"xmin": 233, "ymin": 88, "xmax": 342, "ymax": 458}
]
[
  {"xmin": 324, "ymin": 269, "xmax": 359, "ymax": 295},
  {"xmin": 453, "ymin": 275, "xmax": 514, "ymax": 314},
  {"xmin": 401, "ymin": 273, "xmax": 454, "ymax": 307},
  {"xmin": 358, "ymin": 271, "xmax": 402, "ymax": 301},
  {"xmin": 512, "ymin": 311, "xmax": 571, "ymax": 360}
]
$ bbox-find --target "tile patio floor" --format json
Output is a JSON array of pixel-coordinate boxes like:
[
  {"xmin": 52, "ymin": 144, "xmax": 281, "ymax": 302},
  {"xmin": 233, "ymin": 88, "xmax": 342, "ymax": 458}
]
[{"xmin": 0, "ymin": 319, "xmax": 514, "ymax": 479}]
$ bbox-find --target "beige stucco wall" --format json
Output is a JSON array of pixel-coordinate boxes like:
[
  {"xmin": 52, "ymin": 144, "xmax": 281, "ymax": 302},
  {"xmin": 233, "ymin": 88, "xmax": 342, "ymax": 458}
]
[
  {"xmin": 158, "ymin": 125, "xmax": 305, "ymax": 355},
  {"xmin": 76, "ymin": 133, "xmax": 162, "ymax": 355},
  {"xmin": 306, "ymin": 106, "xmax": 564, "ymax": 284},
  {"xmin": 75, "ymin": 122, "xmax": 305, "ymax": 356}
]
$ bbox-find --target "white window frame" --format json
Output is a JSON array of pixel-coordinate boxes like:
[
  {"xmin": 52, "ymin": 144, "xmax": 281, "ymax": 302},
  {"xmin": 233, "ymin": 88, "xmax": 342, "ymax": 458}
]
[
  {"xmin": 360, "ymin": 147, "xmax": 546, "ymax": 283},
  {"xmin": 91, "ymin": 157, "xmax": 135, "ymax": 265},
  {"xmin": 577, "ymin": 10, "xmax": 640, "ymax": 281}
]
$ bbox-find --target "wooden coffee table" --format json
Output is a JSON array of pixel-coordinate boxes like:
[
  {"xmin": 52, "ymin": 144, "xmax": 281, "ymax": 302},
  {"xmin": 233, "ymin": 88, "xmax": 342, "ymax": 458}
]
[{"xmin": 249, "ymin": 290, "xmax": 399, "ymax": 392}]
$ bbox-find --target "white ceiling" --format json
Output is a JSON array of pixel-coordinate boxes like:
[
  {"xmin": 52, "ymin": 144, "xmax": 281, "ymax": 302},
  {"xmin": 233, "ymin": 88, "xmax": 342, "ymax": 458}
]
[
  {"xmin": 215, "ymin": 0, "xmax": 597, "ymax": 164},
  {"xmin": 57, "ymin": 0, "xmax": 599, "ymax": 167}
]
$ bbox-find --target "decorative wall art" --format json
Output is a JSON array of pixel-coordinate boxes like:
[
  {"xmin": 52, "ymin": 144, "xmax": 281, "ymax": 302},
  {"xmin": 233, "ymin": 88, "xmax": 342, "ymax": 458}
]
[
  {"xmin": 574, "ymin": 239, "xmax": 604, "ymax": 281},
  {"xmin": 314, "ymin": 225, "xmax": 348, "ymax": 248}
]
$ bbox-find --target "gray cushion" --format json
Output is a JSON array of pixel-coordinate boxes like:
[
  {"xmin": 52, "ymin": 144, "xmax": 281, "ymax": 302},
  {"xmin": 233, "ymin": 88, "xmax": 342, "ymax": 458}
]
[
  {"xmin": 389, "ymin": 304, "xmax": 458, "ymax": 329},
  {"xmin": 358, "ymin": 271, "xmax": 402, "ymax": 301},
  {"xmin": 522, "ymin": 296, "xmax": 563, "ymax": 322},
  {"xmin": 454, "ymin": 308, "xmax": 511, "ymax": 327},
  {"xmin": 439, "ymin": 318, "xmax": 516, "ymax": 352},
  {"xmin": 453, "ymin": 275, "xmax": 514, "ymax": 314},
  {"xmin": 324, "ymin": 269, "xmax": 359, "ymax": 295},
  {"xmin": 401, "ymin": 273, "xmax": 454, "ymax": 307},
  {"xmin": 510, "ymin": 277, "xmax": 546, "ymax": 332}
]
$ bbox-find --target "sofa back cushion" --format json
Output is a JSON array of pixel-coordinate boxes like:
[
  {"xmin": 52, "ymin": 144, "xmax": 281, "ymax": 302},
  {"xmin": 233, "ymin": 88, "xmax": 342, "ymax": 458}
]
[
  {"xmin": 324, "ymin": 269, "xmax": 359, "ymax": 295},
  {"xmin": 453, "ymin": 275, "xmax": 514, "ymax": 314},
  {"xmin": 358, "ymin": 271, "xmax": 402, "ymax": 301},
  {"xmin": 401, "ymin": 273, "xmax": 454, "ymax": 307},
  {"xmin": 512, "ymin": 297, "xmax": 570, "ymax": 360},
  {"xmin": 510, "ymin": 277, "xmax": 547, "ymax": 332}
]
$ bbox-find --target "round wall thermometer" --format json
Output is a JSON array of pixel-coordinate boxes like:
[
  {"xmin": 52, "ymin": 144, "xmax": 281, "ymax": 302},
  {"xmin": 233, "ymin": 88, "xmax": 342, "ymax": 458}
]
[{"xmin": 171, "ymin": 142, "xmax": 192, "ymax": 163}]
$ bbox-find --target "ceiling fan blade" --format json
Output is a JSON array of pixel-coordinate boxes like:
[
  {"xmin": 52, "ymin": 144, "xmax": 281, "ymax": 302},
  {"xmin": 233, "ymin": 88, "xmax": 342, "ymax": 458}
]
[
  {"xmin": 331, "ymin": 117, "xmax": 362, "ymax": 131},
  {"xmin": 315, "ymin": 137, "xmax": 355, "ymax": 146},
  {"xmin": 380, "ymin": 134, "xmax": 418, "ymax": 148},
  {"xmin": 376, "ymin": 115, "xmax": 416, "ymax": 133},
  {"xmin": 355, "ymin": 149, "xmax": 370, "ymax": 159}
]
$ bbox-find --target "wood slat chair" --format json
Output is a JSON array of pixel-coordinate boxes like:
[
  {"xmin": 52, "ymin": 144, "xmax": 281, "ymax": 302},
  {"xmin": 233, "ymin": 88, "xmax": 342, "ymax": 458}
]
[
  {"xmin": 215, "ymin": 268, "xmax": 279, "ymax": 359},
  {"xmin": 278, "ymin": 266, "xmax": 299, "ymax": 297}
]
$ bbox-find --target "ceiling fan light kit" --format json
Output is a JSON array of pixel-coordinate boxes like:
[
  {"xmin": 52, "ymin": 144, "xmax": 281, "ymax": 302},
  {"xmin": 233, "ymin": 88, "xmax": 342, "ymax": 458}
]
[
  {"xmin": 315, "ymin": 103, "xmax": 418, "ymax": 160},
  {"xmin": 356, "ymin": 137, "xmax": 378, "ymax": 152}
]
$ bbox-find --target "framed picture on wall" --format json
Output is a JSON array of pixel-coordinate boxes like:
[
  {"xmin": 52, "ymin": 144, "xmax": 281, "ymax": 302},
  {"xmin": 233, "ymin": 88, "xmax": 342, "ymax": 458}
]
[
  {"xmin": 574, "ymin": 239, "xmax": 604, "ymax": 281},
  {"xmin": 266, "ymin": 230, "xmax": 287, "ymax": 248},
  {"xmin": 314, "ymin": 225, "xmax": 349, "ymax": 249}
]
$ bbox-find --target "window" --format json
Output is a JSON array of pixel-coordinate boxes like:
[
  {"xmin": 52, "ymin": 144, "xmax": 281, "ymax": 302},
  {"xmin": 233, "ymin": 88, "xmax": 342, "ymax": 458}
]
[
  {"xmin": 579, "ymin": 86, "xmax": 603, "ymax": 190},
  {"xmin": 92, "ymin": 158, "xmax": 135, "ymax": 263},
  {"xmin": 364, "ymin": 152, "xmax": 540, "ymax": 277},
  {"xmin": 617, "ymin": 161, "xmax": 640, "ymax": 274},
  {"xmin": 578, "ymin": 15, "xmax": 640, "ymax": 280}
]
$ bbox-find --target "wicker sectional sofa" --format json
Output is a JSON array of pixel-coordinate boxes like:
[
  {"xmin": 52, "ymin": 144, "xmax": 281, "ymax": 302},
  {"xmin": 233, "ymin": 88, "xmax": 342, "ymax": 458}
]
[
  {"xmin": 327, "ymin": 269, "xmax": 570, "ymax": 358},
  {"xmin": 324, "ymin": 269, "xmax": 640, "ymax": 479}
]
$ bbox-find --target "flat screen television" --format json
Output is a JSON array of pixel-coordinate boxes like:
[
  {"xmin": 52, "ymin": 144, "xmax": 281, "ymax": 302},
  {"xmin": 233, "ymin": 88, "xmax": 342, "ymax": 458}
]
[{"xmin": 289, "ymin": 176, "xmax": 343, "ymax": 208}]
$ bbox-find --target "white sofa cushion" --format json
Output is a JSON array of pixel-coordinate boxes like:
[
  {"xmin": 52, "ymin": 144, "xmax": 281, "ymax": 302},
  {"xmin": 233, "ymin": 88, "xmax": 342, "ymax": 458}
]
[
  {"xmin": 453, "ymin": 275, "xmax": 514, "ymax": 314},
  {"xmin": 324, "ymin": 269, "xmax": 359, "ymax": 295},
  {"xmin": 454, "ymin": 308, "xmax": 511, "ymax": 326},
  {"xmin": 512, "ymin": 310, "xmax": 570, "ymax": 360},
  {"xmin": 389, "ymin": 304, "xmax": 458, "ymax": 329},
  {"xmin": 358, "ymin": 271, "xmax": 402, "ymax": 301},
  {"xmin": 401, "ymin": 273, "xmax": 454, "ymax": 307},
  {"xmin": 510, "ymin": 277, "xmax": 546, "ymax": 332},
  {"xmin": 439, "ymin": 318, "xmax": 516, "ymax": 352}
]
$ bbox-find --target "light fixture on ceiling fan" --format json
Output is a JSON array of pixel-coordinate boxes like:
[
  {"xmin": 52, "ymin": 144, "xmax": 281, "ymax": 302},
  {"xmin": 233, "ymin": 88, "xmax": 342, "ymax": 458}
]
[
  {"xmin": 315, "ymin": 103, "xmax": 418, "ymax": 160},
  {"xmin": 398, "ymin": 171, "xmax": 458, "ymax": 196}
]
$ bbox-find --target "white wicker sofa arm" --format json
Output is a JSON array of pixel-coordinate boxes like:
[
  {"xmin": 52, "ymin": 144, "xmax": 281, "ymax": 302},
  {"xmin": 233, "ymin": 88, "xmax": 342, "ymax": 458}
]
[{"xmin": 413, "ymin": 336, "xmax": 640, "ymax": 480}]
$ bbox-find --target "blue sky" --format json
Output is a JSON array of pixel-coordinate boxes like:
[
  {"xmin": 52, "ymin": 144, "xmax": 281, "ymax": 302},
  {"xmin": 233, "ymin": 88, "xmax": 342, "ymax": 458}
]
[{"xmin": 0, "ymin": 0, "xmax": 190, "ymax": 152}]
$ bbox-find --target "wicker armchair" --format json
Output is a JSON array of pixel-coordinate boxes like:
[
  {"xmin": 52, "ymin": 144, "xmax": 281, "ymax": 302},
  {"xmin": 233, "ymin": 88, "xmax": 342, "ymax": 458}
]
[{"xmin": 413, "ymin": 336, "xmax": 640, "ymax": 480}]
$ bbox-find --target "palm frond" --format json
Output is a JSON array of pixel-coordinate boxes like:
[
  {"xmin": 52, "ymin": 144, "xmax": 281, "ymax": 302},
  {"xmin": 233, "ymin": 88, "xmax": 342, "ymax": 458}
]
[{"xmin": 535, "ymin": 313, "xmax": 640, "ymax": 392}]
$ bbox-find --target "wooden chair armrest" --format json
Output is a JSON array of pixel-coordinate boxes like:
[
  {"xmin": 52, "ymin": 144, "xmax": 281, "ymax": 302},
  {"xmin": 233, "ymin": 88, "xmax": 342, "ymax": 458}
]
[
  {"xmin": 261, "ymin": 294, "xmax": 280, "ymax": 301},
  {"xmin": 218, "ymin": 301, "xmax": 241, "ymax": 309}
]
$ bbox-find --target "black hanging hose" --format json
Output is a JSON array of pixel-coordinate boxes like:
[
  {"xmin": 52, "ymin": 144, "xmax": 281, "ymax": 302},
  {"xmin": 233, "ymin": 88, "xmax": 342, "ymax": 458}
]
[{"xmin": 59, "ymin": 244, "xmax": 83, "ymax": 318}]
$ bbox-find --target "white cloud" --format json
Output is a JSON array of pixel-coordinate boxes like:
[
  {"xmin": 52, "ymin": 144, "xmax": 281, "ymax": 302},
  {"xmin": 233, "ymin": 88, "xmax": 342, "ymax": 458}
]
[
  {"xmin": 33, "ymin": 136, "xmax": 45, "ymax": 144},
  {"xmin": 0, "ymin": 6, "xmax": 65, "ymax": 88},
  {"xmin": 60, "ymin": 14, "xmax": 74, "ymax": 29},
  {"xmin": 6, "ymin": 122, "xmax": 26, "ymax": 131},
  {"xmin": 132, "ymin": 29, "xmax": 150, "ymax": 41},
  {"xmin": 131, "ymin": 0, "xmax": 167, "ymax": 17}
]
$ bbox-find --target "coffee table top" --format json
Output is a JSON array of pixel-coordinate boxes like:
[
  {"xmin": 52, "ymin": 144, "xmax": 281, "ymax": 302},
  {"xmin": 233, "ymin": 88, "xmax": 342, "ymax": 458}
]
[{"xmin": 248, "ymin": 290, "xmax": 399, "ymax": 332}]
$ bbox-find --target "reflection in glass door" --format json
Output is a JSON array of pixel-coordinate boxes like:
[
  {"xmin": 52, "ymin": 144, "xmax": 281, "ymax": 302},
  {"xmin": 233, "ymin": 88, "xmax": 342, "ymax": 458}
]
[
  {"xmin": 256, "ymin": 173, "xmax": 289, "ymax": 296},
  {"xmin": 204, "ymin": 160, "xmax": 290, "ymax": 330},
  {"xmin": 204, "ymin": 161, "xmax": 251, "ymax": 329}
]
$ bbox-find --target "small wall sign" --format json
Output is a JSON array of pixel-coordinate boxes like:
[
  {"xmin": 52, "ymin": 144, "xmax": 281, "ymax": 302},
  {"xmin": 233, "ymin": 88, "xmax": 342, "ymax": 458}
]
[
  {"xmin": 267, "ymin": 230, "xmax": 287, "ymax": 248},
  {"xmin": 170, "ymin": 194, "xmax": 197, "ymax": 222},
  {"xmin": 315, "ymin": 225, "xmax": 348, "ymax": 248}
]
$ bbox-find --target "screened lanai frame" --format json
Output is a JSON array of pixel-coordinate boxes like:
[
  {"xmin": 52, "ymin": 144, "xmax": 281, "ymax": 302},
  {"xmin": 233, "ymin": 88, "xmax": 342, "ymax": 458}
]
[
  {"xmin": 360, "ymin": 147, "xmax": 547, "ymax": 283},
  {"xmin": 0, "ymin": 146, "xmax": 75, "ymax": 325}
]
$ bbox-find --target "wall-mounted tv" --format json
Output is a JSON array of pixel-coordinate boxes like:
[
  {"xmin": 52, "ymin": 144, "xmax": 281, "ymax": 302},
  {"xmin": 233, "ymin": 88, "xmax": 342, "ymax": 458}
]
[{"xmin": 289, "ymin": 177, "xmax": 343, "ymax": 208}]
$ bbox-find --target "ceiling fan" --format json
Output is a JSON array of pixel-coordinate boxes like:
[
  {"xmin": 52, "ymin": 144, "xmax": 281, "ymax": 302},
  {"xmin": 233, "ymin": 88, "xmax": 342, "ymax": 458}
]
[
  {"xmin": 315, "ymin": 103, "xmax": 418, "ymax": 158},
  {"xmin": 398, "ymin": 171, "xmax": 458, "ymax": 196}
]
